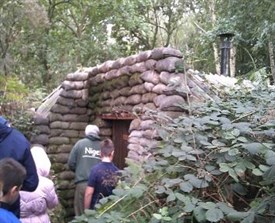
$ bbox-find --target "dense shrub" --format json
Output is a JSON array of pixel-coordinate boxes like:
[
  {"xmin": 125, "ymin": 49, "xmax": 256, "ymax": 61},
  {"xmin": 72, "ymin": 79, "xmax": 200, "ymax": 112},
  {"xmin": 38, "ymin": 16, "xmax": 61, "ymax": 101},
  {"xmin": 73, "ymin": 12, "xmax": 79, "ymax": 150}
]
[{"xmin": 0, "ymin": 75, "xmax": 47, "ymax": 138}]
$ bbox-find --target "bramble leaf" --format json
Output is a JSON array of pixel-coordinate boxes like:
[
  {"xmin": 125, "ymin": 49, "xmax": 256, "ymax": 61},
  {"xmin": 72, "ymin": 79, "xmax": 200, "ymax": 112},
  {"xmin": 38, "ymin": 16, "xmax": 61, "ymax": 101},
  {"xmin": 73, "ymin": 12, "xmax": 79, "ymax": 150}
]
[{"xmin": 205, "ymin": 208, "xmax": 224, "ymax": 222}]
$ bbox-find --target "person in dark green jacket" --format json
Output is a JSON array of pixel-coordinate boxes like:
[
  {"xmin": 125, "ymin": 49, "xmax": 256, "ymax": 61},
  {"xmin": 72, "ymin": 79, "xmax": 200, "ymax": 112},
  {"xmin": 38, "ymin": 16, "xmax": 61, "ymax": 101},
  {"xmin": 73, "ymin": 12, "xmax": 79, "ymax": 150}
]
[{"xmin": 68, "ymin": 124, "xmax": 101, "ymax": 216}]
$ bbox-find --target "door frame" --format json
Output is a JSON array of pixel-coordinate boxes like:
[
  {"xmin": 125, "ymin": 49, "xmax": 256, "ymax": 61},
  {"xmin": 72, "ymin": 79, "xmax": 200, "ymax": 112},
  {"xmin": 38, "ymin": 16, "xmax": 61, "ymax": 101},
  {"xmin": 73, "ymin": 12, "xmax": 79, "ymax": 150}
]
[{"xmin": 101, "ymin": 113, "xmax": 134, "ymax": 169}]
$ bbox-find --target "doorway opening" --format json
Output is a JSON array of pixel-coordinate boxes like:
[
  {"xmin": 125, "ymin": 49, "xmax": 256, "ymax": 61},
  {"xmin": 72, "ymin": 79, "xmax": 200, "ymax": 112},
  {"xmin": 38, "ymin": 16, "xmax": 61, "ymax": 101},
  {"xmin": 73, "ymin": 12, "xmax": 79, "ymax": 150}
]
[
  {"xmin": 112, "ymin": 120, "xmax": 131, "ymax": 169},
  {"xmin": 101, "ymin": 114, "xmax": 134, "ymax": 169}
]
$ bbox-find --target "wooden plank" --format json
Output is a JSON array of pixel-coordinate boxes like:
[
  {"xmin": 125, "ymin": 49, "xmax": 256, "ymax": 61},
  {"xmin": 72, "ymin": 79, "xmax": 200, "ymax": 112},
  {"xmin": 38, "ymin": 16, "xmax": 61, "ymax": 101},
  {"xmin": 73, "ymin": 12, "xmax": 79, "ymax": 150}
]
[{"xmin": 100, "ymin": 113, "xmax": 135, "ymax": 120}]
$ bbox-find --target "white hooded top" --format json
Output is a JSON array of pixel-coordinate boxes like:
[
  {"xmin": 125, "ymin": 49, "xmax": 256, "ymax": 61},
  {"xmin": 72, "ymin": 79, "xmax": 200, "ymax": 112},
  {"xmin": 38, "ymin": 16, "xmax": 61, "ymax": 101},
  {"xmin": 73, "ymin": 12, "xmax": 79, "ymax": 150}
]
[{"xmin": 20, "ymin": 145, "xmax": 58, "ymax": 223}]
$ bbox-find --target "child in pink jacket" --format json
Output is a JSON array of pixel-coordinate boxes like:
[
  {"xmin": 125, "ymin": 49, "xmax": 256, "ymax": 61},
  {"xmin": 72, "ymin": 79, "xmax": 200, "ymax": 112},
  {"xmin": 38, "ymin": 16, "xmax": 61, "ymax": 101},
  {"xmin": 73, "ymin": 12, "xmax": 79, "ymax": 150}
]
[{"xmin": 20, "ymin": 145, "xmax": 59, "ymax": 223}]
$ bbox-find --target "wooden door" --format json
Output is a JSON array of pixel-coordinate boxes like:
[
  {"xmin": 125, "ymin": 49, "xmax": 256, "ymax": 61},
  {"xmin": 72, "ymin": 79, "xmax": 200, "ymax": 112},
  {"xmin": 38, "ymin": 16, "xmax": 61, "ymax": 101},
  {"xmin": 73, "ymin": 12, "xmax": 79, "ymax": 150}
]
[{"xmin": 112, "ymin": 120, "xmax": 131, "ymax": 169}]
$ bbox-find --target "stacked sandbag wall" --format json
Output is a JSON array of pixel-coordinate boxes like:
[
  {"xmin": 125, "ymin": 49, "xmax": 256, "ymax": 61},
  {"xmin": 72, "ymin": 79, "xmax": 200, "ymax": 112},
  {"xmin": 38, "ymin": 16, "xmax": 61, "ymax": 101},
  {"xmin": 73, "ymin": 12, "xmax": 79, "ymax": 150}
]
[
  {"xmin": 32, "ymin": 47, "xmax": 201, "ymax": 220},
  {"xmin": 87, "ymin": 48, "xmax": 190, "ymax": 162}
]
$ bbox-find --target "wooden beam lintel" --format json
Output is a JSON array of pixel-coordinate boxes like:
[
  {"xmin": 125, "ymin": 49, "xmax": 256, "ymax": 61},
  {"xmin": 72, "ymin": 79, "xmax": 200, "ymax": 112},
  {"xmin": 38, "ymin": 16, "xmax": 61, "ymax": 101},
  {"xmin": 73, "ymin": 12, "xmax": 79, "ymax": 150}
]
[{"xmin": 100, "ymin": 113, "xmax": 135, "ymax": 120}]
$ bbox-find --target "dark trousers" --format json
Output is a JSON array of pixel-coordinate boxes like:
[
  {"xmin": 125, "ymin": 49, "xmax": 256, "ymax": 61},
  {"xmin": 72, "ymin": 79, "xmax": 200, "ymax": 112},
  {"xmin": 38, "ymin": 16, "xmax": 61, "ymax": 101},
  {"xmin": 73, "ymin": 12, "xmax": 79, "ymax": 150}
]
[{"xmin": 74, "ymin": 181, "xmax": 87, "ymax": 216}]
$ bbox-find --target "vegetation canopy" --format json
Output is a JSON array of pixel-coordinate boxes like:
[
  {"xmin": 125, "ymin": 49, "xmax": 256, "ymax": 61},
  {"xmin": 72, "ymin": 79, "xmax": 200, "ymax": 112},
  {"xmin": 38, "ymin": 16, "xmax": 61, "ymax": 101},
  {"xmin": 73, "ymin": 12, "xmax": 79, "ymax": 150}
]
[{"xmin": 1, "ymin": 0, "xmax": 275, "ymax": 89}]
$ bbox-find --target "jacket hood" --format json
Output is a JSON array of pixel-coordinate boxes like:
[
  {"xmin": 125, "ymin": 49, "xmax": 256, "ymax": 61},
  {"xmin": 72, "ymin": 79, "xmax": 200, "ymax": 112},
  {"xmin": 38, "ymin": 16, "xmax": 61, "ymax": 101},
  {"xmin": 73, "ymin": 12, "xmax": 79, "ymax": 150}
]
[
  {"xmin": 0, "ymin": 123, "xmax": 12, "ymax": 143},
  {"xmin": 0, "ymin": 116, "xmax": 8, "ymax": 126},
  {"xmin": 85, "ymin": 125, "xmax": 100, "ymax": 137},
  {"xmin": 86, "ymin": 135, "xmax": 100, "ymax": 141},
  {"xmin": 31, "ymin": 144, "xmax": 51, "ymax": 177}
]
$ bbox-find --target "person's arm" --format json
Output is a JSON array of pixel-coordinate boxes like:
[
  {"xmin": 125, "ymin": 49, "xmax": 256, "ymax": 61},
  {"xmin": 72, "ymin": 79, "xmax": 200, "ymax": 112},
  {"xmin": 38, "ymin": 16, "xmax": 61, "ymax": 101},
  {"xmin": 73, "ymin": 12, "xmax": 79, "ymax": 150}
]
[
  {"xmin": 67, "ymin": 145, "xmax": 77, "ymax": 171},
  {"xmin": 84, "ymin": 186, "xmax": 94, "ymax": 209},
  {"xmin": 45, "ymin": 180, "xmax": 59, "ymax": 209},
  {"xmin": 21, "ymin": 148, "xmax": 39, "ymax": 191}
]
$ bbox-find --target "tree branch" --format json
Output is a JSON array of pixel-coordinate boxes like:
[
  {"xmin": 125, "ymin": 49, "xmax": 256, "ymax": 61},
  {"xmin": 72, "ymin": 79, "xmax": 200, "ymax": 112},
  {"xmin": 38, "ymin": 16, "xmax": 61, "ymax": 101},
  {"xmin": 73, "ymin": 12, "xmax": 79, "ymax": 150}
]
[{"xmin": 193, "ymin": 21, "xmax": 207, "ymax": 34}]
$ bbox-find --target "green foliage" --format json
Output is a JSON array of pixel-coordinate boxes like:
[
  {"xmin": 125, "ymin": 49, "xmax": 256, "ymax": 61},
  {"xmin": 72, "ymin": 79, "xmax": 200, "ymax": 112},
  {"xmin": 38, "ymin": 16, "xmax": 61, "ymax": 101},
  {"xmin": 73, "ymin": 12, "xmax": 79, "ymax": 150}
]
[
  {"xmin": 1, "ymin": 0, "xmax": 275, "ymax": 87},
  {"xmin": 0, "ymin": 75, "xmax": 31, "ymax": 135},
  {"xmin": 112, "ymin": 0, "xmax": 189, "ymax": 52},
  {"xmin": 245, "ymin": 67, "xmax": 271, "ymax": 86},
  {"xmin": 49, "ymin": 203, "xmax": 67, "ymax": 223},
  {"xmin": 9, "ymin": 87, "xmax": 47, "ymax": 140},
  {"xmin": 71, "ymin": 76, "xmax": 275, "ymax": 223},
  {"xmin": 215, "ymin": 0, "xmax": 275, "ymax": 75},
  {"xmin": 0, "ymin": 75, "xmax": 47, "ymax": 139},
  {"xmin": 0, "ymin": 76, "xmax": 28, "ymax": 102}
]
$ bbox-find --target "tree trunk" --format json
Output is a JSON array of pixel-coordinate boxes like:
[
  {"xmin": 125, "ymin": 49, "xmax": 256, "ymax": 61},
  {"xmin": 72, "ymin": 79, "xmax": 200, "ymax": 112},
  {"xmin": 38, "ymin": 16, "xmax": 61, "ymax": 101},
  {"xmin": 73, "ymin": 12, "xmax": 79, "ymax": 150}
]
[
  {"xmin": 209, "ymin": 0, "xmax": 220, "ymax": 75},
  {"xmin": 268, "ymin": 40, "xmax": 275, "ymax": 84},
  {"xmin": 40, "ymin": 26, "xmax": 51, "ymax": 87}
]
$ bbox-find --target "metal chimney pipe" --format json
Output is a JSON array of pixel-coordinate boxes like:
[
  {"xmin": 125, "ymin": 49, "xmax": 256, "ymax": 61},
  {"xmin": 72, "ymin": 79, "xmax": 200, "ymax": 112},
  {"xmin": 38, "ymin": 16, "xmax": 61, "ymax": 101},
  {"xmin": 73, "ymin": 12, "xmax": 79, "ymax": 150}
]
[{"xmin": 218, "ymin": 33, "xmax": 235, "ymax": 76}]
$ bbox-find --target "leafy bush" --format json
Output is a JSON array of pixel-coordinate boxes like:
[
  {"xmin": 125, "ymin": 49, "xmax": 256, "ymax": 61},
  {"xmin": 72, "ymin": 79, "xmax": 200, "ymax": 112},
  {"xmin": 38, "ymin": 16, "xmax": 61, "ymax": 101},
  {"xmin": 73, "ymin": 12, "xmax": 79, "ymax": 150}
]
[
  {"xmin": 150, "ymin": 87, "xmax": 275, "ymax": 223},
  {"xmin": 0, "ymin": 75, "xmax": 28, "ymax": 102},
  {"xmin": 70, "ymin": 81, "xmax": 275, "ymax": 223},
  {"xmin": 0, "ymin": 75, "xmax": 48, "ymax": 139}
]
